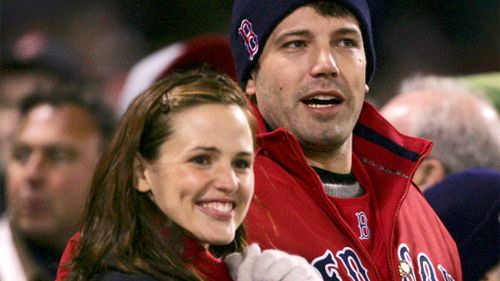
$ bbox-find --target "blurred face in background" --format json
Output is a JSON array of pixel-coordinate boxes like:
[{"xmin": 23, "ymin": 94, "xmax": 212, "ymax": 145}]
[
  {"xmin": 0, "ymin": 71, "xmax": 59, "ymax": 168},
  {"xmin": 136, "ymin": 104, "xmax": 255, "ymax": 248},
  {"xmin": 6, "ymin": 103, "xmax": 102, "ymax": 249}
]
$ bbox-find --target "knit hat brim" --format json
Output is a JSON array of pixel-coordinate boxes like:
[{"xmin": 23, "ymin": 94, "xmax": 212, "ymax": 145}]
[{"xmin": 230, "ymin": 0, "xmax": 375, "ymax": 86}]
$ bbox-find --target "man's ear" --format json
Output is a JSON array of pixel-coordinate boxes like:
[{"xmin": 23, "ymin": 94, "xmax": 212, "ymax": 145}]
[
  {"xmin": 413, "ymin": 158, "xmax": 446, "ymax": 192},
  {"xmin": 245, "ymin": 73, "xmax": 257, "ymax": 97},
  {"xmin": 134, "ymin": 155, "xmax": 151, "ymax": 193}
]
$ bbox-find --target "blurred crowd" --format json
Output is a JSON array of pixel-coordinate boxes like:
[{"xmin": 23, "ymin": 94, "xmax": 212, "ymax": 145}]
[
  {"xmin": 0, "ymin": 1, "xmax": 498, "ymax": 281},
  {"xmin": 2, "ymin": 0, "xmax": 499, "ymax": 108}
]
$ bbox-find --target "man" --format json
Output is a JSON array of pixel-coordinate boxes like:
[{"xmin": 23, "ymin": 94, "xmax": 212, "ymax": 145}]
[
  {"xmin": 0, "ymin": 86, "xmax": 115, "ymax": 281},
  {"xmin": 0, "ymin": 32, "xmax": 82, "ymax": 214},
  {"xmin": 380, "ymin": 75, "xmax": 500, "ymax": 192},
  {"xmin": 229, "ymin": 1, "xmax": 462, "ymax": 280}
]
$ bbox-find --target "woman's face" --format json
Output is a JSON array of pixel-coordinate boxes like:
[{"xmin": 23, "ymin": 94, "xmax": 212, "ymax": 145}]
[{"xmin": 136, "ymin": 104, "xmax": 255, "ymax": 248}]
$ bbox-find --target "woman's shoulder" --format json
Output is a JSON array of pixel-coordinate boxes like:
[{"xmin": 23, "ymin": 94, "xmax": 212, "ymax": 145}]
[{"xmin": 96, "ymin": 271, "xmax": 158, "ymax": 281}]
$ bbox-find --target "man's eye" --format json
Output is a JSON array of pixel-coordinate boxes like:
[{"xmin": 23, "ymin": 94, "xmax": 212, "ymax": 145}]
[
  {"xmin": 339, "ymin": 38, "xmax": 357, "ymax": 47},
  {"xmin": 12, "ymin": 147, "xmax": 31, "ymax": 163},
  {"xmin": 47, "ymin": 151, "xmax": 70, "ymax": 162},
  {"xmin": 46, "ymin": 148, "xmax": 75, "ymax": 163},
  {"xmin": 284, "ymin": 40, "xmax": 307, "ymax": 49},
  {"xmin": 190, "ymin": 155, "xmax": 211, "ymax": 166}
]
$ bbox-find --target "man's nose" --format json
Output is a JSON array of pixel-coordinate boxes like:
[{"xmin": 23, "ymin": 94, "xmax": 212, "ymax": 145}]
[
  {"xmin": 310, "ymin": 46, "xmax": 339, "ymax": 78},
  {"xmin": 24, "ymin": 152, "xmax": 46, "ymax": 183}
]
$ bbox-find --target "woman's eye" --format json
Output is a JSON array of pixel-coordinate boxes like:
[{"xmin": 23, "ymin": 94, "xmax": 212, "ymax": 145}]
[
  {"xmin": 233, "ymin": 159, "xmax": 251, "ymax": 170},
  {"xmin": 191, "ymin": 155, "xmax": 211, "ymax": 166}
]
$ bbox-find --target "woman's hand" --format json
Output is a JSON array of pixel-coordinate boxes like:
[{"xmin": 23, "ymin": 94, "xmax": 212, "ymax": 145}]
[{"xmin": 224, "ymin": 243, "xmax": 321, "ymax": 281}]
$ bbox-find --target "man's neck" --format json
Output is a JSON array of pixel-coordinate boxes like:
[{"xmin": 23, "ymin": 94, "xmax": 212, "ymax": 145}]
[
  {"xmin": 303, "ymin": 139, "xmax": 353, "ymax": 174},
  {"xmin": 10, "ymin": 222, "xmax": 63, "ymax": 280}
]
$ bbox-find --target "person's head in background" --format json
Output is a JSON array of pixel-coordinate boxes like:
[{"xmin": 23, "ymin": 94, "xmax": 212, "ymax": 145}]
[
  {"xmin": 117, "ymin": 34, "xmax": 236, "ymax": 117},
  {"xmin": 380, "ymin": 75, "xmax": 500, "ymax": 191},
  {"xmin": 5, "ymin": 84, "xmax": 115, "ymax": 251},
  {"xmin": 0, "ymin": 32, "xmax": 82, "ymax": 171},
  {"xmin": 424, "ymin": 167, "xmax": 499, "ymax": 281},
  {"xmin": 70, "ymin": 68, "xmax": 256, "ymax": 280}
]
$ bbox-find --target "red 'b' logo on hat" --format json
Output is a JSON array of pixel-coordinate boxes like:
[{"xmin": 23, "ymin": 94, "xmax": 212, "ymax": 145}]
[{"xmin": 238, "ymin": 19, "xmax": 258, "ymax": 61}]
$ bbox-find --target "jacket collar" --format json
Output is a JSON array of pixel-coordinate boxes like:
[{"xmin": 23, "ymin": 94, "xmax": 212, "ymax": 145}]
[
  {"xmin": 250, "ymin": 100, "xmax": 432, "ymax": 173},
  {"xmin": 250, "ymin": 100, "xmax": 433, "ymax": 241}
]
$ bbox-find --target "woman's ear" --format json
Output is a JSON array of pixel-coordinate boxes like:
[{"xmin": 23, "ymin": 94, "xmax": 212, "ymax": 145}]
[{"xmin": 134, "ymin": 155, "xmax": 151, "ymax": 193}]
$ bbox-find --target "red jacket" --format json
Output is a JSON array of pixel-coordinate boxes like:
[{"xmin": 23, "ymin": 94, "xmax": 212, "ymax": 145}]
[
  {"xmin": 57, "ymin": 101, "xmax": 461, "ymax": 281},
  {"xmin": 55, "ymin": 233, "xmax": 232, "ymax": 281},
  {"xmin": 245, "ymin": 101, "xmax": 462, "ymax": 281}
]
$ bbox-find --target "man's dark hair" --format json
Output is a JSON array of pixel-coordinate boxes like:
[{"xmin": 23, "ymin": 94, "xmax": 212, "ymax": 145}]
[{"xmin": 19, "ymin": 84, "xmax": 116, "ymax": 150}]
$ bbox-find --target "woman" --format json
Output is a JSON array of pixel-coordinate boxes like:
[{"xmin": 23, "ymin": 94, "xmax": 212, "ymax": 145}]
[{"xmin": 64, "ymin": 69, "xmax": 320, "ymax": 281}]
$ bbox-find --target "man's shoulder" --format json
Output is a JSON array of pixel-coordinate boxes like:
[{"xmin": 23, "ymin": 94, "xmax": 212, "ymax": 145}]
[
  {"xmin": 0, "ymin": 215, "xmax": 14, "ymax": 246},
  {"xmin": 0, "ymin": 216, "xmax": 28, "ymax": 281}
]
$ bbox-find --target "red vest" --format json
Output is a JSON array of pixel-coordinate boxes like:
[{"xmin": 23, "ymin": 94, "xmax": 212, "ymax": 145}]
[{"xmin": 245, "ymin": 101, "xmax": 462, "ymax": 281}]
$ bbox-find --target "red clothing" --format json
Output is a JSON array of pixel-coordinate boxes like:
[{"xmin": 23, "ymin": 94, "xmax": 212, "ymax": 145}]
[
  {"xmin": 245, "ymin": 101, "xmax": 462, "ymax": 281},
  {"xmin": 56, "ymin": 233, "xmax": 78, "ymax": 281},
  {"xmin": 185, "ymin": 238, "xmax": 233, "ymax": 281},
  {"xmin": 57, "ymin": 101, "xmax": 461, "ymax": 281},
  {"xmin": 55, "ymin": 233, "xmax": 232, "ymax": 281}
]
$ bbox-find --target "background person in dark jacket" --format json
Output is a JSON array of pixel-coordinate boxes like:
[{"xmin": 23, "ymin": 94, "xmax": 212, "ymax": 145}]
[{"xmin": 424, "ymin": 167, "xmax": 500, "ymax": 281}]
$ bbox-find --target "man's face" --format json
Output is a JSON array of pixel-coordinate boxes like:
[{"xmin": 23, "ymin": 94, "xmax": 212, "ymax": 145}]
[
  {"xmin": 6, "ymin": 104, "xmax": 102, "ymax": 249},
  {"xmin": 246, "ymin": 6, "xmax": 368, "ymax": 155},
  {"xmin": 0, "ymin": 71, "xmax": 59, "ymax": 167}
]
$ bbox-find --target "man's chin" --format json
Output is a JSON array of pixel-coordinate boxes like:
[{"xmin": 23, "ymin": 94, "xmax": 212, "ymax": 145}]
[
  {"xmin": 16, "ymin": 219, "xmax": 57, "ymax": 239},
  {"xmin": 298, "ymin": 134, "xmax": 348, "ymax": 152}
]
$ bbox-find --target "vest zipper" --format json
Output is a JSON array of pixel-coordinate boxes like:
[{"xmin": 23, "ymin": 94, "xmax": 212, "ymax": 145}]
[{"xmin": 284, "ymin": 132, "xmax": 384, "ymax": 281}]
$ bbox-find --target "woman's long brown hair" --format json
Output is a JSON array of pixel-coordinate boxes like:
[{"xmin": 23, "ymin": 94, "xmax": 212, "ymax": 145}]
[{"xmin": 67, "ymin": 68, "xmax": 256, "ymax": 281}]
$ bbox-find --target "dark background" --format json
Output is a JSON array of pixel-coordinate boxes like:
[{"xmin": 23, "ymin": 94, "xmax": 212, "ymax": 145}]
[{"xmin": 2, "ymin": 0, "xmax": 499, "ymax": 106}]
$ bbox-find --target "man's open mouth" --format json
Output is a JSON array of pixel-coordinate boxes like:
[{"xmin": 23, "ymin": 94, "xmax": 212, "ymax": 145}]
[{"xmin": 302, "ymin": 95, "xmax": 342, "ymax": 108}]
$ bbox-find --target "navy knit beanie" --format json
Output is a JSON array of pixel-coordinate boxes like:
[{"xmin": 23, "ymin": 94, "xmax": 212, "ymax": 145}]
[{"xmin": 230, "ymin": 0, "xmax": 375, "ymax": 86}]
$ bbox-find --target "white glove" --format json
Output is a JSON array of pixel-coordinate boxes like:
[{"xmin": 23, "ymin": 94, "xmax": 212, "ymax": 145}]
[{"xmin": 224, "ymin": 243, "xmax": 322, "ymax": 281}]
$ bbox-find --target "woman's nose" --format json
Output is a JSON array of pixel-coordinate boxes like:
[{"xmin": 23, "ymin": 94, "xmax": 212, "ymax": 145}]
[{"xmin": 213, "ymin": 165, "xmax": 238, "ymax": 193}]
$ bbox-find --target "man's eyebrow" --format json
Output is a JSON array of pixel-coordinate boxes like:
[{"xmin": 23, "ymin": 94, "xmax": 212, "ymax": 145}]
[
  {"xmin": 274, "ymin": 27, "xmax": 362, "ymax": 44},
  {"xmin": 274, "ymin": 29, "xmax": 312, "ymax": 43},
  {"xmin": 44, "ymin": 144, "xmax": 76, "ymax": 151},
  {"xmin": 334, "ymin": 27, "xmax": 362, "ymax": 37},
  {"xmin": 44, "ymin": 144, "xmax": 78, "ymax": 157},
  {"xmin": 11, "ymin": 141, "xmax": 26, "ymax": 148}
]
